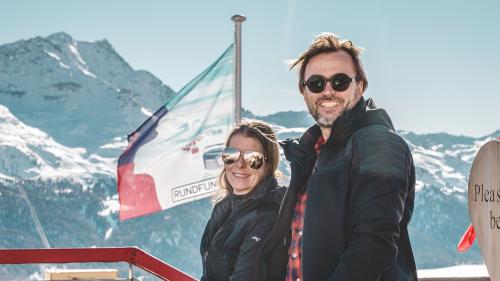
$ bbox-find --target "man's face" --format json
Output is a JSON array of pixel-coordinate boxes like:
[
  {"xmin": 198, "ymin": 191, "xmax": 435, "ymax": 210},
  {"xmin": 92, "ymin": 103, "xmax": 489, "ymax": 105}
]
[{"xmin": 302, "ymin": 51, "xmax": 364, "ymax": 128}]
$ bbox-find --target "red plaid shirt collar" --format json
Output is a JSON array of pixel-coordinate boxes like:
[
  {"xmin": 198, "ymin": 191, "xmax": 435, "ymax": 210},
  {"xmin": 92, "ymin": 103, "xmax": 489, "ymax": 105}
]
[
  {"xmin": 286, "ymin": 135, "xmax": 324, "ymax": 281},
  {"xmin": 314, "ymin": 135, "xmax": 325, "ymax": 154}
]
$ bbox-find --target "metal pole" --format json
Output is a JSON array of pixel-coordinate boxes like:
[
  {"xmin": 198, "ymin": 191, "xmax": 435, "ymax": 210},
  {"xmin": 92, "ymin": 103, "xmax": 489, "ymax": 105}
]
[{"xmin": 231, "ymin": 14, "xmax": 246, "ymax": 124}]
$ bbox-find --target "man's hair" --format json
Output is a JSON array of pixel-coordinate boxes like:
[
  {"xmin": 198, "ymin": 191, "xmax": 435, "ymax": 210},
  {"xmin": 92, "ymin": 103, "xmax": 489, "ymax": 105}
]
[
  {"xmin": 290, "ymin": 32, "xmax": 368, "ymax": 93},
  {"xmin": 217, "ymin": 119, "xmax": 280, "ymax": 196}
]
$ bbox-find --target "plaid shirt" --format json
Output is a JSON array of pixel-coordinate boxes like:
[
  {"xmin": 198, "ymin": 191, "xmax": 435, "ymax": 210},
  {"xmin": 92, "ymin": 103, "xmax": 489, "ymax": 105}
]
[{"xmin": 286, "ymin": 135, "xmax": 325, "ymax": 281}]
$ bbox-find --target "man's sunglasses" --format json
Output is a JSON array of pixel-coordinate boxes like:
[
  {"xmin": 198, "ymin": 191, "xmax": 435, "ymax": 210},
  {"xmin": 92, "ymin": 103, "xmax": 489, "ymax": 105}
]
[
  {"xmin": 221, "ymin": 147, "xmax": 266, "ymax": 169},
  {"xmin": 303, "ymin": 73, "xmax": 359, "ymax": 93}
]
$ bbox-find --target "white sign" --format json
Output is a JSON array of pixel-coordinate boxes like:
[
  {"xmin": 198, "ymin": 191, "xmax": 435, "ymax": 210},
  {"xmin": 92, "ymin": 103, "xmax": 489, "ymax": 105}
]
[{"xmin": 468, "ymin": 140, "xmax": 500, "ymax": 281}]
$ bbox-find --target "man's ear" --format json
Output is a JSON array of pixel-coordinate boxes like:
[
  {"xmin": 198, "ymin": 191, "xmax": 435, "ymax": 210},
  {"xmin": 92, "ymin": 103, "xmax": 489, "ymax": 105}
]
[
  {"xmin": 299, "ymin": 86, "xmax": 306, "ymax": 96},
  {"xmin": 358, "ymin": 81, "xmax": 365, "ymax": 96}
]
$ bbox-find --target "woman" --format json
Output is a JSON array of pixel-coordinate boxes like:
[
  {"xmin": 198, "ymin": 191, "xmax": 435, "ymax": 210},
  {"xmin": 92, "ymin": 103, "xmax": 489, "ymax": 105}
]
[{"xmin": 200, "ymin": 120, "xmax": 286, "ymax": 281}]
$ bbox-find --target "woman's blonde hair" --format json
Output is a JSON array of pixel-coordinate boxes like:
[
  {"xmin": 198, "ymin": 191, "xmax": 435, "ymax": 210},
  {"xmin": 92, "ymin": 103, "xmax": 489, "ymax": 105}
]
[{"xmin": 217, "ymin": 119, "xmax": 280, "ymax": 196}]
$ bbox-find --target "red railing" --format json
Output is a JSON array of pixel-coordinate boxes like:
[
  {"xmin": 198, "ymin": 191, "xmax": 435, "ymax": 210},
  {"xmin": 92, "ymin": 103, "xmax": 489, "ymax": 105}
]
[{"xmin": 0, "ymin": 247, "xmax": 197, "ymax": 281}]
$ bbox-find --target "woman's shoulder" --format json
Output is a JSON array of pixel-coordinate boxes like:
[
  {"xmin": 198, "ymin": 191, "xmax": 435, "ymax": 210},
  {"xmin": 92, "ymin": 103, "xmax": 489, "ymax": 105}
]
[{"xmin": 211, "ymin": 193, "xmax": 235, "ymax": 214}]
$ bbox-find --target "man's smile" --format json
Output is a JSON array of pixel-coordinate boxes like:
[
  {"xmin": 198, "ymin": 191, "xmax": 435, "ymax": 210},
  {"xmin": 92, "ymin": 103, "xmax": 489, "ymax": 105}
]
[{"xmin": 318, "ymin": 100, "xmax": 339, "ymax": 108}]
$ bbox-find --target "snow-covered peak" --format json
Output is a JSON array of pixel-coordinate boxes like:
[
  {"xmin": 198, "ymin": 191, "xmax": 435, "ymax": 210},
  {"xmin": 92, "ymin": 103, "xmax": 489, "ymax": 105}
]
[
  {"xmin": 46, "ymin": 32, "xmax": 74, "ymax": 45},
  {"xmin": 0, "ymin": 31, "xmax": 132, "ymax": 82},
  {"xmin": 0, "ymin": 104, "xmax": 114, "ymax": 184},
  {"xmin": 0, "ymin": 33, "xmax": 175, "ymax": 153}
]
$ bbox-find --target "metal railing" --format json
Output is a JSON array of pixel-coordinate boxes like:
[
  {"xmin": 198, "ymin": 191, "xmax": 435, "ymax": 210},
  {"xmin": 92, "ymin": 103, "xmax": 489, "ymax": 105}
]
[
  {"xmin": 0, "ymin": 247, "xmax": 491, "ymax": 281},
  {"xmin": 0, "ymin": 247, "xmax": 196, "ymax": 281}
]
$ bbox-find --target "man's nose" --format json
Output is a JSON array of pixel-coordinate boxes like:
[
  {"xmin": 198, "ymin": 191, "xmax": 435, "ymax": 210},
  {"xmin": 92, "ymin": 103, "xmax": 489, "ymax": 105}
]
[{"xmin": 323, "ymin": 81, "xmax": 336, "ymax": 96}]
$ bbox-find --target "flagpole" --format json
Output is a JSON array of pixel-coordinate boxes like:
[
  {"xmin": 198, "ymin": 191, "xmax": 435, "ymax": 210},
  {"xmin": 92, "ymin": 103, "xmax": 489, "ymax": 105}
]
[{"xmin": 231, "ymin": 14, "xmax": 246, "ymax": 124}]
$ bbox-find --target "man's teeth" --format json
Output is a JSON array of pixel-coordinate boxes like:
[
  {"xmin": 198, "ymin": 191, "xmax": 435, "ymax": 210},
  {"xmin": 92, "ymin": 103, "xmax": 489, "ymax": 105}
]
[{"xmin": 320, "ymin": 101, "xmax": 338, "ymax": 108}]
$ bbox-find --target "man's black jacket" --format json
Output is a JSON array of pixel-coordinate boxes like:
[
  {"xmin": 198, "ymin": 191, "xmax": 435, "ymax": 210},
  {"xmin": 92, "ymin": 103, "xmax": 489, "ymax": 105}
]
[{"xmin": 260, "ymin": 98, "xmax": 417, "ymax": 281}]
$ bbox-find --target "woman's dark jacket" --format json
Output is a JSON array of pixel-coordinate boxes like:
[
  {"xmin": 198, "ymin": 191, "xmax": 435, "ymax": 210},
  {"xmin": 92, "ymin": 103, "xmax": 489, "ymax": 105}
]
[
  {"xmin": 200, "ymin": 175, "xmax": 286, "ymax": 281},
  {"xmin": 260, "ymin": 98, "xmax": 417, "ymax": 281}
]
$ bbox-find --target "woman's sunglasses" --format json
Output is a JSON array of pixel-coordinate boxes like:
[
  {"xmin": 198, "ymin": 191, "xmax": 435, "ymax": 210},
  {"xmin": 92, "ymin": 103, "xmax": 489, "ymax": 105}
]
[
  {"xmin": 303, "ymin": 73, "xmax": 359, "ymax": 93},
  {"xmin": 221, "ymin": 147, "xmax": 266, "ymax": 169}
]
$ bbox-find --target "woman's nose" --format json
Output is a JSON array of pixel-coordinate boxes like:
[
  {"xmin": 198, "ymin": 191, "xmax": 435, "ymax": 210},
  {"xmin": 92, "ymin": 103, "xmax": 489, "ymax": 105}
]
[{"xmin": 235, "ymin": 155, "xmax": 247, "ymax": 168}]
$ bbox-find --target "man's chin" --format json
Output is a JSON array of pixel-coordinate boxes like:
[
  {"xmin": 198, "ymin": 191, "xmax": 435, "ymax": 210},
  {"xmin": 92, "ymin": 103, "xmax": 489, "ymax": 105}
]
[{"xmin": 316, "ymin": 117, "xmax": 334, "ymax": 128}]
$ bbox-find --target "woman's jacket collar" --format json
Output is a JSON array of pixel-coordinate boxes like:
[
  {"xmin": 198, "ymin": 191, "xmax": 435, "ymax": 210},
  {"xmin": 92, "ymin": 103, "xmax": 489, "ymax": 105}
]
[{"xmin": 216, "ymin": 175, "xmax": 278, "ymax": 207}]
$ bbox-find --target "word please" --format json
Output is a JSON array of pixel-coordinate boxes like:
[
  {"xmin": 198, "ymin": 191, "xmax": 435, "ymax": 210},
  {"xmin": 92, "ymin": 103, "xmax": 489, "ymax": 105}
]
[{"xmin": 474, "ymin": 184, "xmax": 500, "ymax": 202}]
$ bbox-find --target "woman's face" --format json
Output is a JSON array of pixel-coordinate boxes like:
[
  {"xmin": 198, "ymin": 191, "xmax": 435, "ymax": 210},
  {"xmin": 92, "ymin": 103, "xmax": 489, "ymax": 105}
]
[{"xmin": 225, "ymin": 134, "xmax": 268, "ymax": 195}]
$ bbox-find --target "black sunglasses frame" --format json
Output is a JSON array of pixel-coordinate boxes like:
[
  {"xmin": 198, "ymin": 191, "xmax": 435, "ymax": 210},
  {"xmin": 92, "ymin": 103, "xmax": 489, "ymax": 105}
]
[{"xmin": 303, "ymin": 73, "xmax": 359, "ymax": 93}]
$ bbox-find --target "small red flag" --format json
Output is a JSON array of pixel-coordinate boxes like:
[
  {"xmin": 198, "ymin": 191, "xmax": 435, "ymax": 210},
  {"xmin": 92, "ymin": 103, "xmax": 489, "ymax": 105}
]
[{"xmin": 457, "ymin": 223, "xmax": 476, "ymax": 252}]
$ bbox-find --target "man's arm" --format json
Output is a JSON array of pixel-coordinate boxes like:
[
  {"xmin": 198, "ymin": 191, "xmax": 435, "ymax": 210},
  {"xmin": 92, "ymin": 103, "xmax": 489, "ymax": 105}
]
[{"xmin": 329, "ymin": 129, "xmax": 412, "ymax": 280}]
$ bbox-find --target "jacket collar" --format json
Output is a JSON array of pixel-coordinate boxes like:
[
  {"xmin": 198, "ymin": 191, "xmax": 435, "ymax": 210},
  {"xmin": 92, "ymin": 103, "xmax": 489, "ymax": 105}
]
[
  {"xmin": 281, "ymin": 97, "xmax": 395, "ymax": 158},
  {"xmin": 325, "ymin": 95, "xmax": 367, "ymax": 147},
  {"xmin": 217, "ymin": 175, "xmax": 277, "ymax": 206},
  {"xmin": 246, "ymin": 175, "xmax": 277, "ymax": 201}
]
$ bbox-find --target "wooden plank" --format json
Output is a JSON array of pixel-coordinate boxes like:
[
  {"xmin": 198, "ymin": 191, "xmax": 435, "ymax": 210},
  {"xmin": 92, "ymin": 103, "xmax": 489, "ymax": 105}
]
[{"xmin": 44, "ymin": 269, "xmax": 118, "ymax": 280}]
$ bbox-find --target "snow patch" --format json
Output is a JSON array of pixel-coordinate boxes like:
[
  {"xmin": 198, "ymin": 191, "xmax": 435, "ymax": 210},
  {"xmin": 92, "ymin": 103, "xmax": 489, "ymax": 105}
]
[
  {"xmin": 99, "ymin": 138, "xmax": 127, "ymax": 150},
  {"xmin": 415, "ymin": 180, "xmax": 425, "ymax": 192},
  {"xmin": 68, "ymin": 43, "xmax": 86, "ymax": 66},
  {"xmin": 431, "ymin": 144, "xmax": 443, "ymax": 151},
  {"xmin": 99, "ymin": 195, "xmax": 119, "ymax": 217},
  {"xmin": 276, "ymin": 127, "xmax": 308, "ymax": 134},
  {"xmin": 418, "ymin": 264, "xmax": 488, "ymax": 278},
  {"xmin": 141, "ymin": 106, "xmax": 153, "ymax": 117},
  {"xmin": 104, "ymin": 228, "xmax": 113, "ymax": 240},
  {"xmin": 44, "ymin": 50, "xmax": 70, "ymax": 69},
  {"xmin": 68, "ymin": 43, "xmax": 96, "ymax": 78}
]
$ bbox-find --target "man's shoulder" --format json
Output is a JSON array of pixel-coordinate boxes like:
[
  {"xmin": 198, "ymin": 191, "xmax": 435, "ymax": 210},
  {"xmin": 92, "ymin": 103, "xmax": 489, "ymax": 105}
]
[
  {"xmin": 353, "ymin": 124, "xmax": 407, "ymax": 148},
  {"xmin": 351, "ymin": 124, "xmax": 412, "ymax": 178}
]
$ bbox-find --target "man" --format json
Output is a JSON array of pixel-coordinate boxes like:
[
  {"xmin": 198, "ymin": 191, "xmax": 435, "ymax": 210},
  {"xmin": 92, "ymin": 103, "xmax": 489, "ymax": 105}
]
[{"xmin": 260, "ymin": 33, "xmax": 417, "ymax": 281}]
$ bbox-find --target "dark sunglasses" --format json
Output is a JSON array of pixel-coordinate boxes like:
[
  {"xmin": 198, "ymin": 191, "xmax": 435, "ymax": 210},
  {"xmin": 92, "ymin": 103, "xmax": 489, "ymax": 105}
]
[
  {"xmin": 303, "ymin": 73, "xmax": 359, "ymax": 93},
  {"xmin": 221, "ymin": 147, "xmax": 266, "ymax": 169}
]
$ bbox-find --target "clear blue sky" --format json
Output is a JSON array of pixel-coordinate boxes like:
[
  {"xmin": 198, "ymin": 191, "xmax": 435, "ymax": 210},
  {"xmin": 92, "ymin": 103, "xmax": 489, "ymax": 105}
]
[{"xmin": 1, "ymin": 0, "xmax": 499, "ymax": 137}]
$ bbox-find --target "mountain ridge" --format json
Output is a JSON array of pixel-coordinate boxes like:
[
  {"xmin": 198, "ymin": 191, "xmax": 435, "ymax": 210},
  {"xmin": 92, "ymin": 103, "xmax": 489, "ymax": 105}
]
[{"xmin": 0, "ymin": 32, "xmax": 175, "ymax": 154}]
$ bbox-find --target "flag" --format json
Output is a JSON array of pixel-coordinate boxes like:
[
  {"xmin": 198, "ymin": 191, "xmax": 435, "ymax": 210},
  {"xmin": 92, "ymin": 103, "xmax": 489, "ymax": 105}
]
[
  {"xmin": 457, "ymin": 223, "xmax": 475, "ymax": 252},
  {"xmin": 117, "ymin": 44, "xmax": 235, "ymax": 220}
]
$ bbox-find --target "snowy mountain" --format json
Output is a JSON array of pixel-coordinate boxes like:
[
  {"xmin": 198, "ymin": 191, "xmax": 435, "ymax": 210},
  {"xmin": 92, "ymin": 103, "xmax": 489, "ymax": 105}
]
[
  {"xmin": 0, "ymin": 32, "xmax": 174, "ymax": 154},
  {"xmin": 0, "ymin": 33, "xmax": 495, "ymax": 279},
  {"xmin": 0, "ymin": 104, "xmax": 113, "ymax": 183}
]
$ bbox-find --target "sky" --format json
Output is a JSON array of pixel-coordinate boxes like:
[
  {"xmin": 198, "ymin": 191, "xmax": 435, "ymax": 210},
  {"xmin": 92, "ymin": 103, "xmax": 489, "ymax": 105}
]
[{"xmin": 1, "ymin": 0, "xmax": 499, "ymax": 137}]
